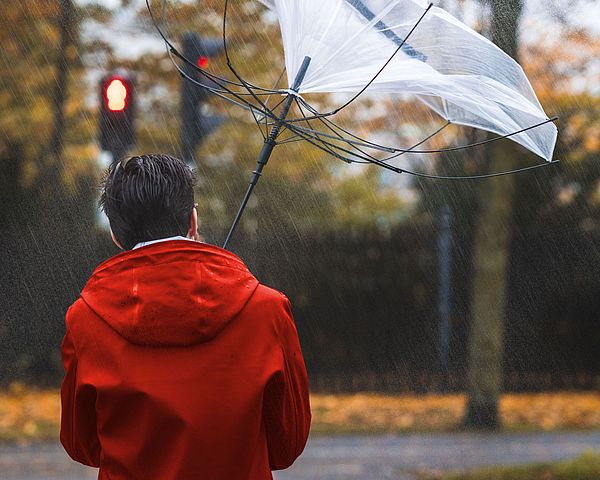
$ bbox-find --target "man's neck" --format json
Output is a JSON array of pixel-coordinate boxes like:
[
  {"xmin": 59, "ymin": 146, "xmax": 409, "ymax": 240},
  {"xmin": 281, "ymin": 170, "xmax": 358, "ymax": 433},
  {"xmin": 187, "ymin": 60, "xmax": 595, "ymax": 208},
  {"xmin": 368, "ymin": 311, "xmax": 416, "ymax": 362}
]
[{"xmin": 132, "ymin": 235, "xmax": 195, "ymax": 250}]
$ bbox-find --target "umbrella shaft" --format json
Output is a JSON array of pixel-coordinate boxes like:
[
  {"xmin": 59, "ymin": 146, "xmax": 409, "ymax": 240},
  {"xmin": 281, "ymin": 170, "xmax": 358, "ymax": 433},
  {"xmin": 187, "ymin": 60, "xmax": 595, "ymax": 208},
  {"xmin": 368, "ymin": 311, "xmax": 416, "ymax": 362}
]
[{"xmin": 223, "ymin": 56, "xmax": 311, "ymax": 249}]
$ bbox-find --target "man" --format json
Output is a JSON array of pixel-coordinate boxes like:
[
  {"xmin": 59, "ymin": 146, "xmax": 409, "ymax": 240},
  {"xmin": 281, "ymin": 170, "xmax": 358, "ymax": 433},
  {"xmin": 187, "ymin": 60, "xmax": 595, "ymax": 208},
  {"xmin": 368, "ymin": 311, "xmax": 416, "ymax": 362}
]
[{"xmin": 60, "ymin": 153, "xmax": 311, "ymax": 480}]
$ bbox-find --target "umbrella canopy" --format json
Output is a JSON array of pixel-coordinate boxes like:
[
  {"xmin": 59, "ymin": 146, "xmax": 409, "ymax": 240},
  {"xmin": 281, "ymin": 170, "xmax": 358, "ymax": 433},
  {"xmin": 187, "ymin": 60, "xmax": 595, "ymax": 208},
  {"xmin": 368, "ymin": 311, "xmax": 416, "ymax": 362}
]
[
  {"xmin": 258, "ymin": 0, "xmax": 557, "ymax": 161},
  {"xmin": 146, "ymin": 0, "xmax": 560, "ymax": 247}
]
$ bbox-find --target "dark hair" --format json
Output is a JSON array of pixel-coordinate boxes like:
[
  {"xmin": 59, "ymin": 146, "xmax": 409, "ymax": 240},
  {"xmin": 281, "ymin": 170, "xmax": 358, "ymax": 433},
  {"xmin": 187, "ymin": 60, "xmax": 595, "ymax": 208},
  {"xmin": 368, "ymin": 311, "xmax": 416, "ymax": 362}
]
[{"xmin": 99, "ymin": 154, "xmax": 197, "ymax": 250}]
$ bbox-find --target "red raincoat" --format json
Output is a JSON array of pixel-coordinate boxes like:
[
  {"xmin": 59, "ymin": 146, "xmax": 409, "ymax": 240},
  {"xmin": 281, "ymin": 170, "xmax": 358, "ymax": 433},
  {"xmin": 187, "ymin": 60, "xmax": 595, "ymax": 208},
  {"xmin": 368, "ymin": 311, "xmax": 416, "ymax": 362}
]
[{"xmin": 60, "ymin": 240, "xmax": 311, "ymax": 480}]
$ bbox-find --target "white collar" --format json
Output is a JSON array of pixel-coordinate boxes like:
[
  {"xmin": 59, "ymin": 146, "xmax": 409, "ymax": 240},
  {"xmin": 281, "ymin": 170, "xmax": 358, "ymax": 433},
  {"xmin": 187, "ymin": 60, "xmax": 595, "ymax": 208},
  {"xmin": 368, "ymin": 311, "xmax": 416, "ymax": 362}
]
[{"xmin": 133, "ymin": 235, "xmax": 196, "ymax": 250}]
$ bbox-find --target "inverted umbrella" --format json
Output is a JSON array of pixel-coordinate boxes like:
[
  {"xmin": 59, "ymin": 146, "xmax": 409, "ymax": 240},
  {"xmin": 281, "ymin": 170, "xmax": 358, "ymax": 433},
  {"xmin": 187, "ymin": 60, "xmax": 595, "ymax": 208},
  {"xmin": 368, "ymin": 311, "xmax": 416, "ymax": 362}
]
[{"xmin": 146, "ymin": 0, "xmax": 559, "ymax": 248}]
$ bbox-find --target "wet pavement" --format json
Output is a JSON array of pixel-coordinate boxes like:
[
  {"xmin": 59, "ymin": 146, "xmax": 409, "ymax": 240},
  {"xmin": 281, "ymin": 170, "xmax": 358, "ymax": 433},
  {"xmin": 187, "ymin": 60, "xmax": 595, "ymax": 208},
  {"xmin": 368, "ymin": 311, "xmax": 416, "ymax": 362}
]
[{"xmin": 1, "ymin": 431, "xmax": 599, "ymax": 479}]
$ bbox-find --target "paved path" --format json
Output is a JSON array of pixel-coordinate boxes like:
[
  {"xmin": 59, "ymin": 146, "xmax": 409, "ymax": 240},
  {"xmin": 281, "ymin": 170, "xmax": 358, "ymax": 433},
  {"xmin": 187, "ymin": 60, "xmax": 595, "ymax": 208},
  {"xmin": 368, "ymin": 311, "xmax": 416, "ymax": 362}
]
[{"xmin": 1, "ymin": 432, "xmax": 599, "ymax": 480}]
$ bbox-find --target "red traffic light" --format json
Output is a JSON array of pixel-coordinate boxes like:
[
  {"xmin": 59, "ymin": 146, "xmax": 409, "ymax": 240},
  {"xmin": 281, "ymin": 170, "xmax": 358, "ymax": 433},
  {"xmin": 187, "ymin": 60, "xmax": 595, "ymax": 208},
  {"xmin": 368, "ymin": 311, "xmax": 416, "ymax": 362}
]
[
  {"xmin": 197, "ymin": 56, "xmax": 209, "ymax": 69},
  {"xmin": 99, "ymin": 73, "xmax": 135, "ymax": 154},
  {"xmin": 105, "ymin": 78, "xmax": 128, "ymax": 111}
]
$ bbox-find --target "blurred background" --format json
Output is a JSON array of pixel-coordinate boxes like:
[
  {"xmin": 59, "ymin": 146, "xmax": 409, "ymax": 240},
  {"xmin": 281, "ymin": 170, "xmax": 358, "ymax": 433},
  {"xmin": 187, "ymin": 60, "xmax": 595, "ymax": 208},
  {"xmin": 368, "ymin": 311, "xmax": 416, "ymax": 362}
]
[{"xmin": 0, "ymin": 0, "xmax": 599, "ymax": 478}]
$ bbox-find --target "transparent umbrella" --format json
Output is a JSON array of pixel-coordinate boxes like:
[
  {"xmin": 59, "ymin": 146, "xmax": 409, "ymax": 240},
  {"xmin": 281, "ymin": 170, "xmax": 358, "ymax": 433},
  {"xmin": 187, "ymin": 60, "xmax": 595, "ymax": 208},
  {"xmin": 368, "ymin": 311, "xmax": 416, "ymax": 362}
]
[{"xmin": 146, "ymin": 0, "xmax": 559, "ymax": 248}]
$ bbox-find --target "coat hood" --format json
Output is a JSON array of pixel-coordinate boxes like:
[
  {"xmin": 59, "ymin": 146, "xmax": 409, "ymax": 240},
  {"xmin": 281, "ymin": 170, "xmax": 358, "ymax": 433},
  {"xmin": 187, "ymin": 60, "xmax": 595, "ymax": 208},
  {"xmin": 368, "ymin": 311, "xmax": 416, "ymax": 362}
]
[{"xmin": 80, "ymin": 240, "xmax": 259, "ymax": 347}]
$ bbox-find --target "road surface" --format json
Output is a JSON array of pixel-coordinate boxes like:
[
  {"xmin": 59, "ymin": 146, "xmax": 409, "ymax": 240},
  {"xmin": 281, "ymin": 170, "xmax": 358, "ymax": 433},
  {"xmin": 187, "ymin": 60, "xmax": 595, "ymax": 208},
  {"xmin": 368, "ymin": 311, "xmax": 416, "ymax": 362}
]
[{"xmin": 1, "ymin": 431, "xmax": 599, "ymax": 479}]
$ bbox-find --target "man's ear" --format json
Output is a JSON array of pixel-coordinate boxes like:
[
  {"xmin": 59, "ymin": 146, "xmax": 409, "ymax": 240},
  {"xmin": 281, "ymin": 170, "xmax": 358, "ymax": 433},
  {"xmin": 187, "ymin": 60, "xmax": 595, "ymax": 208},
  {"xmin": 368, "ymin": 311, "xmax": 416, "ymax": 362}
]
[
  {"xmin": 110, "ymin": 228, "xmax": 124, "ymax": 250},
  {"xmin": 187, "ymin": 206, "xmax": 202, "ymax": 241}
]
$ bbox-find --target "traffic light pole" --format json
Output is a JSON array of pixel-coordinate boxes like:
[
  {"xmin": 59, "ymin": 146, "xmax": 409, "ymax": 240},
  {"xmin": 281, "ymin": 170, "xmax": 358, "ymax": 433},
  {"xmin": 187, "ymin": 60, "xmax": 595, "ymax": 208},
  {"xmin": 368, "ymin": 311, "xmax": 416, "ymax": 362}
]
[
  {"xmin": 109, "ymin": 145, "xmax": 128, "ymax": 165},
  {"xmin": 223, "ymin": 56, "xmax": 311, "ymax": 250}
]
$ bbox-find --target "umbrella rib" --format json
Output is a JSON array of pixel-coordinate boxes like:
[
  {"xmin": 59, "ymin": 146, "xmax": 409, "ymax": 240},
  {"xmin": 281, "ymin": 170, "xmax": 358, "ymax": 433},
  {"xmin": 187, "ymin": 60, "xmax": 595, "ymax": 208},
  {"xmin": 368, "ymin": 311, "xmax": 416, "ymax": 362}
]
[
  {"xmin": 288, "ymin": 126, "xmax": 368, "ymax": 165},
  {"xmin": 222, "ymin": 0, "xmax": 278, "ymax": 114},
  {"xmin": 150, "ymin": 0, "xmax": 286, "ymax": 146},
  {"xmin": 343, "ymin": 0, "xmax": 427, "ymax": 61},
  {"xmin": 295, "ymin": 113, "xmax": 386, "ymax": 162},
  {"xmin": 297, "ymin": 96, "xmax": 557, "ymax": 159},
  {"xmin": 400, "ymin": 160, "xmax": 561, "ymax": 180},
  {"xmin": 151, "ymin": 9, "xmax": 284, "ymax": 138},
  {"xmin": 289, "ymin": 114, "xmax": 557, "ymax": 156},
  {"xmin": 289, "ymin": 120, "xmax": 561, "ymax": 180},
  {"xmin": 297, "ymin": 123, "xmax": 562, "ymax": 179},
  {"xmin": 298, "ymin": 97, "xmax": 393, "ymax": 150},
  {"xmin": 277, "ymin": 135, "xmax": 305, "ymax": 145},
  {"xmin": 382, "ymin": 117, "xmax": 559, "ymax": 155},
  {"xmin": 287, "ymin": 116, "xmax": 395, "ymax": 154},
  {"xmin": 168, "ymin": 47, "xmax": 277, "ymax": 97},
  {"xmin": 150, "ymin": 0, "xmax": 282, "ymax": 94},
  {"xmin": 165, "ymin": 44, "xmax": 283, "ymax": 142},
  {"xmin": 316, "ymin": 3, "xmax": 433, "ymax": 118},
  {"xmin": 293, "ymin": 98, "xmax": 342, "ymax": 159},
  {"xmin": 298, "ymin": 96, "xmax": 450, "ymax": 155},
  {"xmin": 286, "ymin": 122, "xmax": 383, "ymax": 164},
  {"xmin": 166, "ymin": 47, "xmax": 271, "ymax": 121},
  {"xmin": 263, "ymin": 68, "xmax": 287, "ymax": 137}
]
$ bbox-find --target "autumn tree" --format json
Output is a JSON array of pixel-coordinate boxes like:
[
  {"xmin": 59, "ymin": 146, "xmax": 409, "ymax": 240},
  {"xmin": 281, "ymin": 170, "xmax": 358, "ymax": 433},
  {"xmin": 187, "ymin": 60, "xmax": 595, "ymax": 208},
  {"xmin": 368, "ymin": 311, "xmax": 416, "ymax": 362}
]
[
  {"xmin": 462, "ymin": 0, "xmax": 524, "ymax": 429},
  {"xmin": 0, "ymin": 1, "xmax": 100, "ymax": 384}
]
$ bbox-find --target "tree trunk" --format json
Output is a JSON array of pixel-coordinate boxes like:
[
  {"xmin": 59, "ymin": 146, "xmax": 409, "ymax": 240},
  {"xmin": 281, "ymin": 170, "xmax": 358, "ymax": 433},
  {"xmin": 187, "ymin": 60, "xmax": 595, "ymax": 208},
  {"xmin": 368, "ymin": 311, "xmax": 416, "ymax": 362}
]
[
  {"xmin": 45, "ymin": 0, "xmax": 74, "ymax": 187},
  {"xmin": 464, "ymin": 0, "xmax": 523, "ymax": 429}
]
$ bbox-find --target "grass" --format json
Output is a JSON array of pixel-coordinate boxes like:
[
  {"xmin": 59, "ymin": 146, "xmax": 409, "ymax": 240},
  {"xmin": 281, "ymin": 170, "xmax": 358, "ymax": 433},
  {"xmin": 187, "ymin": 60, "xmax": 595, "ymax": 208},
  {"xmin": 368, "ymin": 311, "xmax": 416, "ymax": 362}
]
[
  {"xmin": 1, "ymin": 384, "xmax": 600, "ymax": 443},
  {"xmin": 418, "ymin": 452, "xmax": 600, "ymax": 480}
]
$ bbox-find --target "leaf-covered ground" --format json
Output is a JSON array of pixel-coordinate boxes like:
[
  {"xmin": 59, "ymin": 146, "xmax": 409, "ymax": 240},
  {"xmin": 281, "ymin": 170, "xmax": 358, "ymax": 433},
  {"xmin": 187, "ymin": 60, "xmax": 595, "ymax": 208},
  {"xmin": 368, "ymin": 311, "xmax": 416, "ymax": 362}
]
[
  {"xmin": 310, "ymin": 392, "xmax": 600, "ymax": 434},
  {"xmin": 1, "ymin": 384, "xmax": 600, "ymax": 443}
]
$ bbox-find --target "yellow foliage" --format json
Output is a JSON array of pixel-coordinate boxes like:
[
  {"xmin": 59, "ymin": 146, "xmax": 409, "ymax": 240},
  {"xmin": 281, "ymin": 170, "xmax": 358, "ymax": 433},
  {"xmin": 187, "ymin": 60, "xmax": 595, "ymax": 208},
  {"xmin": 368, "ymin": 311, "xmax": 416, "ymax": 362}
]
[
  {"xmin": 309, "ymin": 392, "xmax": 600, "ymax": 433},
  {"xmin": 2, "ymin": 386, "xmax": 600, "ymax": 443},
  {"xmin": 0, "ymin": 384, "xmax": 61, "ymax": 444}
]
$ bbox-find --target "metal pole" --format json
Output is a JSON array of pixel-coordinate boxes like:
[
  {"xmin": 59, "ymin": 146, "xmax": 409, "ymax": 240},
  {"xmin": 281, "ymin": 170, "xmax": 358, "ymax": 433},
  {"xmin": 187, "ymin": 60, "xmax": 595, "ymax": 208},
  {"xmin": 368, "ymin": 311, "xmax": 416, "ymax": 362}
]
[
  {"xmin": 110, "ymin": 145, "xmax": 127, "ymax": 166},
  {"xmin": 223, "ymin": 56, "xmax": 311, "ymax": 249},
  {"xmin": 437, "ymin": 202, "xmax": 453, "ymax": 387}
]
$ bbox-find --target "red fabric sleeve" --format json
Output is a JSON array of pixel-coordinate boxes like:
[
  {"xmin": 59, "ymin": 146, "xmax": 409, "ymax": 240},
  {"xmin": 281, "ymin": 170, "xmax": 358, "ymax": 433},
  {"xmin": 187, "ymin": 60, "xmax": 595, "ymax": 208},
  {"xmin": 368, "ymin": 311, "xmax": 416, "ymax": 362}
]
[
  {"xmin": 60, "ymin": 320, "xmax": 101, "ymax": 467},
  {"xmin": 264, "ymin": 298, "xmax": 312, "ymax": 471}
]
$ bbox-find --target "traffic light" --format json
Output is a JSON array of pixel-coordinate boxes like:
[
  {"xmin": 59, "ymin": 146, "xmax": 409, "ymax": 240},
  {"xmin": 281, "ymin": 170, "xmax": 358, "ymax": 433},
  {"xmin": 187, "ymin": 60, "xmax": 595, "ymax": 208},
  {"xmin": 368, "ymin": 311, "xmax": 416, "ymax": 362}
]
[
  {"xmin": 99, "ymin": 72, "xmax": 135, "ymax": 160},
  {"xmin": 180, "ymin": 32, "xmax": 225, "ymax": 165}
]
